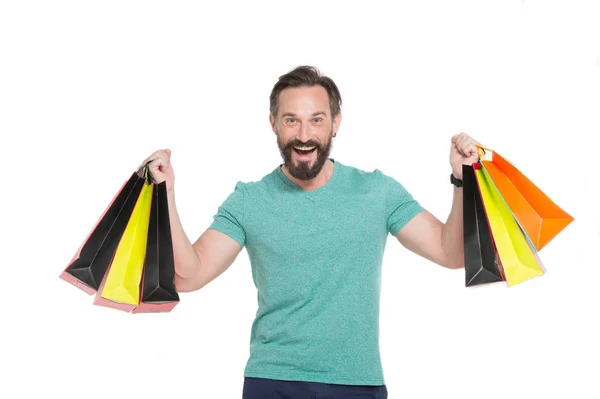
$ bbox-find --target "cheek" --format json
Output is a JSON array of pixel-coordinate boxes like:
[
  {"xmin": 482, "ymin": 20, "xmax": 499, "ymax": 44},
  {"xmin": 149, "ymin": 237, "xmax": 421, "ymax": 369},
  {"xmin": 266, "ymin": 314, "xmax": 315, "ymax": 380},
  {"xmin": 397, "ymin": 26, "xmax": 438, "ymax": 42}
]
[
  {"xmin": 315, "ymin": 124, "xmax": 332, "ymax": 138},
  {"xmin": 277, "ymin": 130, "xmax": 294, "ymax": 146},
  {"xmin": 278, "ymin": 125, "xmax": 298, "ymax": 139}
]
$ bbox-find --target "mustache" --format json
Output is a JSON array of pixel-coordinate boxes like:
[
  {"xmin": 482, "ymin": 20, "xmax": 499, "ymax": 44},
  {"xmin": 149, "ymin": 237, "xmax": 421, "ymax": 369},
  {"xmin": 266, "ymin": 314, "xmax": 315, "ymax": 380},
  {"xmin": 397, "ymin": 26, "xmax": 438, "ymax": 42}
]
[{"xmin": 285, "ymin": 140, "xmax": 321, "ymax": 149}]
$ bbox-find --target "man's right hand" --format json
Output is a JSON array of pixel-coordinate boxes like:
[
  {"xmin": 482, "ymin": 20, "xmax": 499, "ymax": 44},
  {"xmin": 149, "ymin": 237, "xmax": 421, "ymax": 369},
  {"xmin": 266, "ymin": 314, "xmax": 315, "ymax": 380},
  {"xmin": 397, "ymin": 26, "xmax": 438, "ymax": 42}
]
[{"xmin": 141, "ymin": 149, "xmax": 175, "ymax": 195}]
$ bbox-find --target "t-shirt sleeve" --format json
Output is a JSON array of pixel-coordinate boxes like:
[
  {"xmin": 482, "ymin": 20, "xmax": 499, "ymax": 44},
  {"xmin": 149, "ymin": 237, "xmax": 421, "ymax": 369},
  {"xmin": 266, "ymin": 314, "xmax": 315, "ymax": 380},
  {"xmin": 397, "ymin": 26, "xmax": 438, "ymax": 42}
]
[
  {"xmin": 208, "ymin": 181, "xmax": 246, "ymax": 248},
  {"xmin": 377, "ymin": 170, "xmax": 425, "ymax": 236}
]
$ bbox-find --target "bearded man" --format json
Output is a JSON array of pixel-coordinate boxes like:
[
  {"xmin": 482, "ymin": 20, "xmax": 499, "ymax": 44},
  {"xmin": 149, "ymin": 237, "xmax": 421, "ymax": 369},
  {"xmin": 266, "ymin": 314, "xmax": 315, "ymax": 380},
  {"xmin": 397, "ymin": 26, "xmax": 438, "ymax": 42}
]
[{"xmin": 142, "ymin": 65, "xmax": 480, "ymax": 399}]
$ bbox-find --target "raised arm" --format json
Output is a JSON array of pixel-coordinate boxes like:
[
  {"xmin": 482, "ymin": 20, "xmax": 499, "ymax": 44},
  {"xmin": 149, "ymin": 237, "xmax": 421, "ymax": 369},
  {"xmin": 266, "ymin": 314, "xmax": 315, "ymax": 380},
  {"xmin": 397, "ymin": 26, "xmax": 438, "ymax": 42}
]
[
  {"xmin": 392, "ymin": 133, "xmax": 481, "ymax": 270},
  {"xmin": 142, "ymin": 149, "xmax": 244, "ymax": 293}
]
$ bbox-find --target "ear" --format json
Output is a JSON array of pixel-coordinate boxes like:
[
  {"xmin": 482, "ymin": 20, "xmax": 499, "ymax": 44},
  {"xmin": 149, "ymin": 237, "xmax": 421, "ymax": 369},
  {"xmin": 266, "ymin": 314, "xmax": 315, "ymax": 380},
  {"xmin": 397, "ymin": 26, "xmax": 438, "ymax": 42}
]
[
  {"xmin": 269, "ymin": 113, "xmax": 277, "ymax": 134},
  {"xmin": 332, "ymin": 112, "xmax": 342, "ymax": 137}
]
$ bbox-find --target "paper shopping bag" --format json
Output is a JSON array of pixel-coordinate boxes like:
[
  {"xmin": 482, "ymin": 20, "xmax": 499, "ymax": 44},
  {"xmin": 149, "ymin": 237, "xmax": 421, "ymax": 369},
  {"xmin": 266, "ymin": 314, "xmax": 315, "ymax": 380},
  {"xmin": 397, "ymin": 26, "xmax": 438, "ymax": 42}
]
[
  {"xmin": 462, "ymin": 164, "xmax": 504, "ymax": 287},
  {"xmin": 60, "ymin": 171, "xmax": 147, "ymax": 294},
  {"xmin": 478, "ymin": 146, "xmax": 573, "ymax": 250},
  {"xmin": 94, "ymin": 169, "xmax": 153, "ymax": 311},
  {"xmin": 474, "ymin": 163, "xmax": 545, "ymax": 287},
  {"xmin": 133, "ymin": 180, "xmax": 180, "ymax": 313}
]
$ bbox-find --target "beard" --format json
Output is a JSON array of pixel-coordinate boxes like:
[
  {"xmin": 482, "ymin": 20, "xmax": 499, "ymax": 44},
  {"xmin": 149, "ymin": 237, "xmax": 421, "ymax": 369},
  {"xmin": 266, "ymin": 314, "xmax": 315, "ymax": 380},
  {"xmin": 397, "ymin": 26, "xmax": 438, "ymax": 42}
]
[{"xmin": 277, "ymin": 130, "xmax": 333, "ymax": 181}]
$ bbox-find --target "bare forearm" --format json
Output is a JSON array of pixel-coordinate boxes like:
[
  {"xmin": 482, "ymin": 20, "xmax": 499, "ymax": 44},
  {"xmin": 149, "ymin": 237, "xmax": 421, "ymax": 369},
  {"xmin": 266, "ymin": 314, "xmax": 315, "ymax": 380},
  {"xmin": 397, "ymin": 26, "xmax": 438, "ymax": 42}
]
[
  {"xmin": 167, "ymin": 191, "xmax": 202, "ymax": 280},
  {"xmin": 441, "ymin": 186, "xmax": 465, "ymax": 269}
]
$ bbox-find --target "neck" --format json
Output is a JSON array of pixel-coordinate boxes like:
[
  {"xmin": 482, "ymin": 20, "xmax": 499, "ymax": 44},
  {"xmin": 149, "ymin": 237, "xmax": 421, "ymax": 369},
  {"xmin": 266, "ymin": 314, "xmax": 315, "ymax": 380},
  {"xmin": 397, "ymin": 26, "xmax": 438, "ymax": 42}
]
[{"xmin": 282, "ymin": 159, "xmax": 334, "ymax": 192}]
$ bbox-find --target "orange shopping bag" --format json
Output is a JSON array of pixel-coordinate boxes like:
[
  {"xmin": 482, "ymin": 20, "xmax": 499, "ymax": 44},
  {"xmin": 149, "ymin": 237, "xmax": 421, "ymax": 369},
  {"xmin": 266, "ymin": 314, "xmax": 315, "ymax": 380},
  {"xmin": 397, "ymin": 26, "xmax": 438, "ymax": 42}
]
[{"xmin": 476, "ymin": 146, "xmax": 574, "ymax": 250}]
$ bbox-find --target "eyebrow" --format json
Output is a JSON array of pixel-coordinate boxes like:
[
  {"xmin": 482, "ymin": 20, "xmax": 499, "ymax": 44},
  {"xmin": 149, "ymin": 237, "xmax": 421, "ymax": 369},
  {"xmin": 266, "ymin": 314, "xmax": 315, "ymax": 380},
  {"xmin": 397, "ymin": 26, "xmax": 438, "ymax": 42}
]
[{"xmin": 281, "ymin": 112, "xmax": 327, "ymax": 118}]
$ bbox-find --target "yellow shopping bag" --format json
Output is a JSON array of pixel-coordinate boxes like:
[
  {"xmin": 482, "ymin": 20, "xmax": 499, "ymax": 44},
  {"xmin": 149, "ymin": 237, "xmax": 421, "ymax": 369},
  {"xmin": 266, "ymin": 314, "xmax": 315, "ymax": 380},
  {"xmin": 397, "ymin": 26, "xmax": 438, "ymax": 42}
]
[
  {"xmin": 98, "ymin": 173, "xmax": 153, "ymax": 305},
  {"xmin": 474, "ymin": 163, "xmax": 544, "ymax": 287}
]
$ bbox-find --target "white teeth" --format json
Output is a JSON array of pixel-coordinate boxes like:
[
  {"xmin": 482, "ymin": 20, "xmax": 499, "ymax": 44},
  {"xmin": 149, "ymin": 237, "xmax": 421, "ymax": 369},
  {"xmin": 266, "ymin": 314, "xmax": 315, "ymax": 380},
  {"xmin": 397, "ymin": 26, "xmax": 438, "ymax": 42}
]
[{"xmin": 294, "ymin": 146, "xmax": 316, "ymax": 150}]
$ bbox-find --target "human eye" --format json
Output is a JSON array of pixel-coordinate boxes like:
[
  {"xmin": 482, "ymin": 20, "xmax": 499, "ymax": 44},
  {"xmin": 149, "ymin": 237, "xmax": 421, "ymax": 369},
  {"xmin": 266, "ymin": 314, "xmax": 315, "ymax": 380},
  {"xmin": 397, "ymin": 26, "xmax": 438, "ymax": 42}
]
[
  {"xmin": 286, "ymin": 118, "xmax": 296, "ymax": 124},
  {"xmin": 313, "ymin": 117, "xmax": 323, "ymax": 123}
]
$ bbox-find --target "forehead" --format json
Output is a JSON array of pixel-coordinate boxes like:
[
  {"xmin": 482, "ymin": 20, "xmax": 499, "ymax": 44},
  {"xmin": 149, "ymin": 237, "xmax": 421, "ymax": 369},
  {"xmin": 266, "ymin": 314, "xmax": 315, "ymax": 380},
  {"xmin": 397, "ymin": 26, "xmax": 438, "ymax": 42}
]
[{"xmin": 278, "ymin": 85, "xmax": 330, "ymax": 115}]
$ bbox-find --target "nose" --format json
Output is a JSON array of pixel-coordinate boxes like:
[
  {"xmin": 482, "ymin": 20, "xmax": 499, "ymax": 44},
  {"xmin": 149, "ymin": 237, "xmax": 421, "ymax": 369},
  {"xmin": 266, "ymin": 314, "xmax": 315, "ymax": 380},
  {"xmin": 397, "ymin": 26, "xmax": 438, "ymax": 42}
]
[{"xmin": 297, "ymin": 122, "xmax": 311, "ymax": 143}]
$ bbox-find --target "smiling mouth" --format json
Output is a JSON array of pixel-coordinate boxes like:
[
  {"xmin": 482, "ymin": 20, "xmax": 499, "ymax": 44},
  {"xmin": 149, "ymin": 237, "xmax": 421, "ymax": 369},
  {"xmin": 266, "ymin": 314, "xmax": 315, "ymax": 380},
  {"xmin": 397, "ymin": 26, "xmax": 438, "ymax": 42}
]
[{"xmin": 293, "ymin": 145, "xmax": 317, "ymax": 156}]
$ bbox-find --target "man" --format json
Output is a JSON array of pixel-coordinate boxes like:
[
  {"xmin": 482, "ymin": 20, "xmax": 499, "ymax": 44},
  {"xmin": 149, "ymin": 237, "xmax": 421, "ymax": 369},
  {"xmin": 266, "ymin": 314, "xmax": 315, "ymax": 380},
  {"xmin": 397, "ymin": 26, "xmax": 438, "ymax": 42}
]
[{"xmin": 142, "ymin": 66, "xmax": 480, "ymax": 399}]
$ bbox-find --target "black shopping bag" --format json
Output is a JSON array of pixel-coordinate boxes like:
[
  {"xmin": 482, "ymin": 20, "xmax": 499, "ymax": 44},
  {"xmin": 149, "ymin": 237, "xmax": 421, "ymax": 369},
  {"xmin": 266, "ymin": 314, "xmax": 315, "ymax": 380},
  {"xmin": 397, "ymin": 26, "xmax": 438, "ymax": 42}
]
[
  {"xmin": 60, "ymin": 168, "xmax": 148, "ymax": 294},
  {"xmin": 133, "ymin": 180, "xmax": 180, "ymax": 313},
  {"xmin": 462, "ymin": 164, "xmax": 504, "ymax": 286}
]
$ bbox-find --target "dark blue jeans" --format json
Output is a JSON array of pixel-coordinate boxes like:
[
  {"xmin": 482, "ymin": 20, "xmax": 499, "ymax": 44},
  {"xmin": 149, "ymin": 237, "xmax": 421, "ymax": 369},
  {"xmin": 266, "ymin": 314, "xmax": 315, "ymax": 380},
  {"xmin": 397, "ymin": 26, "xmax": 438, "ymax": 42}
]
[{"xmin": 242, "ymin": 377, "xmax": 388, "ymax": 399}]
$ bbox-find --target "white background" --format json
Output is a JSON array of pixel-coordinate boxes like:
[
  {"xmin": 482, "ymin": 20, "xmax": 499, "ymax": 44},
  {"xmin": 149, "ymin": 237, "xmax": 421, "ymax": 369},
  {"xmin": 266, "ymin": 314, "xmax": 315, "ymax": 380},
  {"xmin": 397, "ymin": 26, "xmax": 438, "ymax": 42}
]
[{"xmin": 2, "ymin": 1, "xmax": 599, "ymax": 398}]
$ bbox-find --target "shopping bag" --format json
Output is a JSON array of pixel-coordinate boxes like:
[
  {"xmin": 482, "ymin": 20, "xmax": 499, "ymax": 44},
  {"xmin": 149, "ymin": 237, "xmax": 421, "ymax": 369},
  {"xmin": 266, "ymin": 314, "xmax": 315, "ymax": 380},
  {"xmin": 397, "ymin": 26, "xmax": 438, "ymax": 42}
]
[
  {"xmin": 462, "ymin": 164, "xmax": 504, "ymax": 286},
  {"xmin": 94, "ymin": 168, "xmax": 153, "ymax": 311},
  {"xmin": 474, "ymin": 163, "xmax": 545, "ymax": 287},
  {"xmin": 60, "ymin": 170, "xmax": 147, "ymax": 294},
  {"xmin": 477, "ymin": 146, "xmax": 573, "ymax": 250},
  {"xmin": 133, "ymin": 180, "xmax": 180, "ymax": 313},
  {"xmin": 63, "ymin": 160, "xmax": 181, "ymax": 313}
]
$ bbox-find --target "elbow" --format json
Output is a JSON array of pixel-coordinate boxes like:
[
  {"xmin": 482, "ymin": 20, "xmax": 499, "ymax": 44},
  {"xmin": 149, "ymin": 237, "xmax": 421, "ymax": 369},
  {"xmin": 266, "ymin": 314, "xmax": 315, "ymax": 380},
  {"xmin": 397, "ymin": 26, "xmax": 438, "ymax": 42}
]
[
  {"xmin": 174, "ymin": 272, "xmax": 203, "ymax": 293},
  {"xmin": 174, "ymin": 275, "xmax": 192, "ymax": 293},
  {"xmin": 446, "ymin": 260, "xmax": 465, "ymax": 269},
  {"xmin": 439, "ymin": 229, "xmax": 465, "ymax": 270},
  {"xmin": 442, "ymin": 254, "xmax": 465, "ymax": 269},
  {"xmin": 173, "ymin": 251, "xmax": 205, "ymax": 292}
]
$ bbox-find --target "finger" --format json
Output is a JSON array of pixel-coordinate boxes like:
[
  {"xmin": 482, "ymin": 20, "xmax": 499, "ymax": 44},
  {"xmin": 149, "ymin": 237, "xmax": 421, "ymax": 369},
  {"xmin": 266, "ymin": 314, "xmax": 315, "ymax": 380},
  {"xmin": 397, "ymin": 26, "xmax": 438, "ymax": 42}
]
[
  {"xmin": 462, "ymin": 139, "xmax": 479, "ymax": 158},
  {"xmin": 139, "ymin": 158, "xmax": 167, "ymax": 183},
  {"xmin": 466, "ymin": 143, "xmax": 479, "ymax": 158},
  {"xmin": 458, "ymin": 138, "xmax": 473, "ymax": 157},
  {"xmin": 142, "ymin": 149, "xmax": 170, "ymax": 168},
  {"xmin": 456, "ymin": 135, "xmax": 469, "ymax": 154},
  {"xmin": 149, "ymin": 155, "xmax": 172, "ymax": 174},
  {"xmin": 139, "ymin": 158, "xmax": 163, "ymax": 175},
  {"xmin": 145, "ymin": 159, "xmax": 170, "ymax": 184},
  {"xmin": 459, "ymin": 133, "xmax": 470, "ymax": 146},
  {"xmin": 141, "ymin": 151, "xmax": 160, "ymax": 167},
  {"xmin": 452, "ymin": 132, "xmax": 466, "ymax": 144}
]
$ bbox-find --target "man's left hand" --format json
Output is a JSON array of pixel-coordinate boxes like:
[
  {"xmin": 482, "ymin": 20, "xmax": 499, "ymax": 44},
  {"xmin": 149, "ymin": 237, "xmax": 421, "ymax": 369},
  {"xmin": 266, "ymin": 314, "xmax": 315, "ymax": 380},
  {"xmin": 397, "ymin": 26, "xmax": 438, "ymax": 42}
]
[{"xmin": 450, "ymin": 132, "xmax": 481, "ymax": 180}]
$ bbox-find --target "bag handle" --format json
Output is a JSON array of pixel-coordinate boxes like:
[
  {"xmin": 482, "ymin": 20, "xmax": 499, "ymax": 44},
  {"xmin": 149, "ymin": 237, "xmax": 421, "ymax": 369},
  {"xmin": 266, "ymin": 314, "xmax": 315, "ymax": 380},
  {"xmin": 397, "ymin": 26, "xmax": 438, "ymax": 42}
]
[
  {"xmin": 136, "ymin": 159, "xmax": 156, "ymax": 185},
  {"xmin": 475, "ymin": 144, "xmax": 491, "ymax": 160}
]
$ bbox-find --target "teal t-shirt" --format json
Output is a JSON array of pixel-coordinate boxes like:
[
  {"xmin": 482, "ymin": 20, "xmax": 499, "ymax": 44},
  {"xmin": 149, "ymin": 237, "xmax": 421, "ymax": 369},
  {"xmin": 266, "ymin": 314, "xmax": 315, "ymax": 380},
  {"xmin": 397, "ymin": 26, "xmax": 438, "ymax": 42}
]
[{"xmin": 208, "ymin": 158, "xmax": 424, "ymax": 386}]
